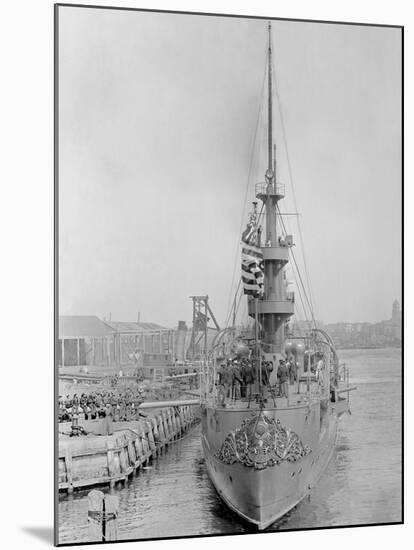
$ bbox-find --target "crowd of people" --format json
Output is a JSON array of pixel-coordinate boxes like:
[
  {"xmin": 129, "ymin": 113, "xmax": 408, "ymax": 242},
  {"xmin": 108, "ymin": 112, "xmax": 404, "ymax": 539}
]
[
  {"xmin": 58, "ymin": 353, "xmax": 328, "ymax": 422},
  {"xmin": 216, "ymin": 354, "xmax": 299, "ymax": 401},
  {"xmin": 58, "ymin": 388, "xmax": 147, "ymax": 423},
  {"xmin": 217, "ymin": 357, "xmax": 256, "ymax": 400}
]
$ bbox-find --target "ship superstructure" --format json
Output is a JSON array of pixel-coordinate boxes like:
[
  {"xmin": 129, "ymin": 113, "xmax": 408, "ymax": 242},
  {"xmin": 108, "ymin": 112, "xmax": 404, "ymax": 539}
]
[{"xmin": 247, "ymin": 23, "xmax": 294, "ymax": 354}]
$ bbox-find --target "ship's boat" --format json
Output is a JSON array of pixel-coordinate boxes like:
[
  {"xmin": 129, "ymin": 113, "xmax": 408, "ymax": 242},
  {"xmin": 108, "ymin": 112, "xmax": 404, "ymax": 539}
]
[{"xmin": 198, "ymin": 22, "xmax": 355, "ymax": 530}]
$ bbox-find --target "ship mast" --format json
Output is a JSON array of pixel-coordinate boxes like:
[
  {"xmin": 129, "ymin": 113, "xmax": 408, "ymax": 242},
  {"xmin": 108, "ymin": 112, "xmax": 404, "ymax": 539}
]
[
  {"xmin": 267, "ymin": 22, "xmax": 273, "ymax": 180},
  {"xmin": 248, "ymin": 22, "xmax": 294, "ymax": 355},
  {"xmin": 264, "ymin": 22, "xmax": 277, "ymax": 247}
]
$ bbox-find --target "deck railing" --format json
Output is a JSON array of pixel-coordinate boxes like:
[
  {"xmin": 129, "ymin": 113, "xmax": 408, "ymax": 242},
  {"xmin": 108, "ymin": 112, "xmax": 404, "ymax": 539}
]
[{"xmin": 255, "ymin": 182, "xmax": 285, "ymax": 197}]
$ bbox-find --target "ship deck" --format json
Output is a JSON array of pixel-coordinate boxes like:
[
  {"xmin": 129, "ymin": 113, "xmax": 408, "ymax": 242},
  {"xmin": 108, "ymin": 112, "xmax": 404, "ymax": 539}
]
[
  {"xmin": 205, "ymin": 379, "xmax": 327, "ymax": 411},
  {"xmin": 205, "ymin": 395, "xmax": 310, "ymax": 412}
]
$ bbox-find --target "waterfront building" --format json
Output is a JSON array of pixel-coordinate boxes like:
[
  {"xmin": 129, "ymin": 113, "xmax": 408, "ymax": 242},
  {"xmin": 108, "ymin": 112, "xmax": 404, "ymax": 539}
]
[
  {"xmin": 58, "ymin": 315, "xmax": 116, "ymax": 368},
  {"xmin": 59, "ymin": 316, "xmax": 175, "ymax": 370},
  {"xmin": 323, "ymin": 300, "xmax": 402, "ymax": 349}
]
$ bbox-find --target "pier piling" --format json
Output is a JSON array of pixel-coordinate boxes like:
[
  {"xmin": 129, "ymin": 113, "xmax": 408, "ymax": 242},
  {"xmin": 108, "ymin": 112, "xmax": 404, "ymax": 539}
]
[{"xmin": 88, "ymin": 490, "xmax": 118, "ymax": 542}]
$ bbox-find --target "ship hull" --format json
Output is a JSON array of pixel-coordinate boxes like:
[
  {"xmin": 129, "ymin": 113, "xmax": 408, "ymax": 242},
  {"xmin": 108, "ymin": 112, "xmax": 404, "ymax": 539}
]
[{"xmin": 202, "ymin": 401, "xmax": 338, "ymax": 530}]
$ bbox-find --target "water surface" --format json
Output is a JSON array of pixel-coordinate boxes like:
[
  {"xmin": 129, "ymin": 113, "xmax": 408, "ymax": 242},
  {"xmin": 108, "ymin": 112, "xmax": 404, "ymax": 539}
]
[{"xmin": 58, "ymin": 348, "xmax": 402, "ymax": 543}]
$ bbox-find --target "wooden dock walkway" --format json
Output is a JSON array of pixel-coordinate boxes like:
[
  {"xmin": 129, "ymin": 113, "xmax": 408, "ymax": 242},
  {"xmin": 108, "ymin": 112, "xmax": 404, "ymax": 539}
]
[{"xmin": 58, "ymin": 405, "xmax": 199, "ymax": 493}]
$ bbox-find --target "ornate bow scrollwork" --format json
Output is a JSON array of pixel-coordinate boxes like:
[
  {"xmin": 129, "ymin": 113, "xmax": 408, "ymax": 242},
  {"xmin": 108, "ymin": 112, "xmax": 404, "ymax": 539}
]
[{"xmin": 214, "ymin": 412, "xmax": 311, "ymax": 470}]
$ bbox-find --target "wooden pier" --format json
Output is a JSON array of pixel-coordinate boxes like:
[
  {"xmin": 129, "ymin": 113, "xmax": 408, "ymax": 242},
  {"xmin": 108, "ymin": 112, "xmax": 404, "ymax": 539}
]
[{"xmin": 58, "ymin": 405, "xmax": 199, "ymax": 493}]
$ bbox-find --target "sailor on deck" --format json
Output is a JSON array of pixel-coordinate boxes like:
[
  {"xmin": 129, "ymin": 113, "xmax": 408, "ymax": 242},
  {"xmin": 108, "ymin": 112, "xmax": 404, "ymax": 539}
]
[
  {"xmin": 277, "ymin": 359, "xmax": 289, "ymax": 398},
  {"xmin": 315, "ymin": 353, "xmax": 325, "ymax": 382},
  {"xmin": 217, "ymin": 363, "xmax": 225, "ymax": 386},
  {"xmin": 245, "ymin": 362, "xmax": 255, "ymax": 399},
  {"xmin": 231, "ymin": 361, "xmax": 243, "ymax": 400},
  {"xmin": 261, "ymin": 360, "xmax": 273, "ymax": 386},
  {"xmin": 288, "ymin": 355, "xmax": 297, "ymax": 385},
  {"xmin": 222, "ymin": 361, "xmax": 233, "ymax": 401}
]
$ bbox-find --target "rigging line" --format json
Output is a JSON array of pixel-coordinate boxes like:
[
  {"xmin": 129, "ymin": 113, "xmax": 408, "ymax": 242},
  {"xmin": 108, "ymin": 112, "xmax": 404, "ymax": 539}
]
[
  {"xmin": 224, "ymin": 279, "xmax": 242, "ymax": 330},
  {"xmin": 276, "ymin": 98, "xmax": 317, "ymax": 321},
  {"xmin": 256, "ymin": 202, "xmax": 265, "ymax": 234},
  {"xmin": 283, "ymin": 262, "xmax": 304, "ymax": 324},
  {"xmin": 289, "ymin": 265, "xmax": 312, "ymax": 331},
  {"xmin": 233, "ymin": 285, "xmax": 246, "ymax": 326},
  {"xmin": 276, "ymin": 204, "xmax": 316, "ymax": 328},
  {"xmin": 290, "ymin": 249, "xmax": 316, "ymax": 328},
  {"xmin": 239, "ymin": 298, "xmax": 247, "ymax": 328},
  {"xmin": 233, "ymin": 281, "xmax": 250, "ymax": 331},
  {"xmin": 271, "ymin": 46, "xmax": 317, "ymax": 321},
  {"xmin": 288, "ymin": 248, "xmax": 314, "ymax": 328},
  {"xmin": 288, "ymin": 242, "xmax": 315, "ymax": 323},
  {"xmin": 225, "ymin": 272, "xmax": 252, "ymax": 332},
  {"xmin": 287, "ymin": 252, "xmax": 311, "ymax": 329},
  {"xmin": 224, "ymin": 50, "xmax": 268, "ymax": 327}
]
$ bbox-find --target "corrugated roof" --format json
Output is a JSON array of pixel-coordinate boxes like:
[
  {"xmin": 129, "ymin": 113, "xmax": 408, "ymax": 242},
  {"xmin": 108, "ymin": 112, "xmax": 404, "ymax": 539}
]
[
  {"xmin": 106, "ymin": 321, "xmax": 168, "ymax": 333},
  {"xmin": 59, "ymin": 316, "xmax": 115, "ymax": 338}
]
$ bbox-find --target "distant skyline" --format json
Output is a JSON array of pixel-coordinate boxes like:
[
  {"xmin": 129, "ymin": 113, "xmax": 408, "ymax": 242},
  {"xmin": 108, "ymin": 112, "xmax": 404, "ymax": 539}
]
[
  {"xmin": 58, "ymin": 8, "xmax": 402, "ymax": 328},
  {"xmin": 74, "ymin": 297, "xmax": 401, "ymax": 328}
]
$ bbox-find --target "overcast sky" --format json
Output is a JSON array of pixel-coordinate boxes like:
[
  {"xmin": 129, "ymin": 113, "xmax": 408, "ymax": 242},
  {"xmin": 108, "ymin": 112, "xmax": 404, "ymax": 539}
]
[{"xmin": 58, "ymin": 6, "xmax": 401, "ymax": 327}]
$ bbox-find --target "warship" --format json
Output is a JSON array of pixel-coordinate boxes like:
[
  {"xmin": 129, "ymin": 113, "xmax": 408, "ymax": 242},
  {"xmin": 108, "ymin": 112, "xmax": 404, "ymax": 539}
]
[{"xmin": 198, "ymin": 22, "xmax": 355, "ymax": 530}]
